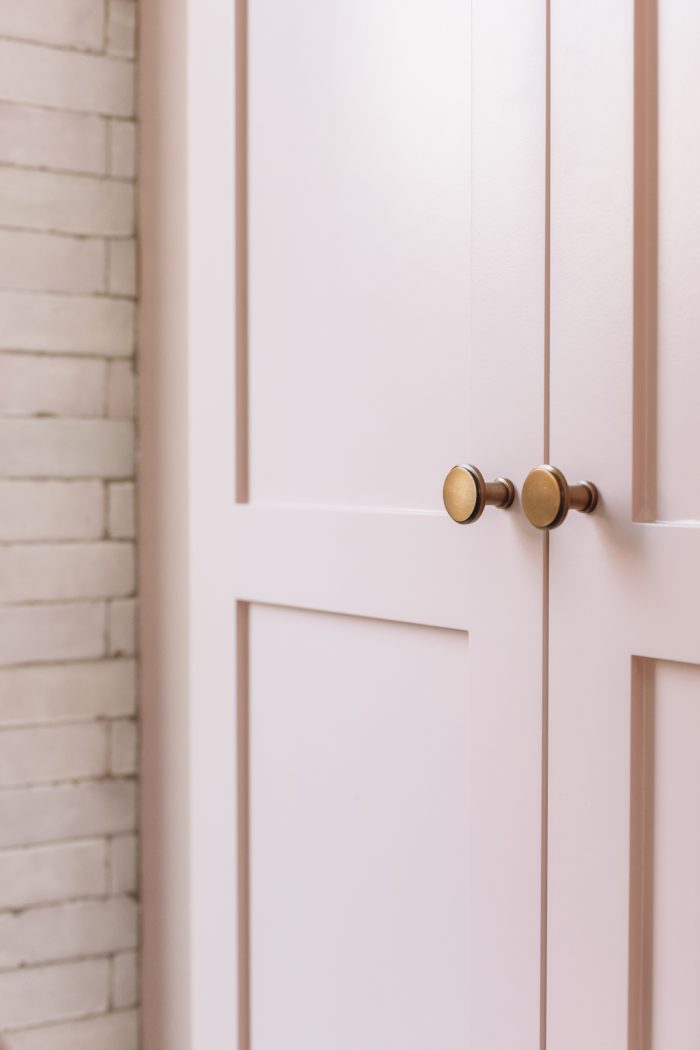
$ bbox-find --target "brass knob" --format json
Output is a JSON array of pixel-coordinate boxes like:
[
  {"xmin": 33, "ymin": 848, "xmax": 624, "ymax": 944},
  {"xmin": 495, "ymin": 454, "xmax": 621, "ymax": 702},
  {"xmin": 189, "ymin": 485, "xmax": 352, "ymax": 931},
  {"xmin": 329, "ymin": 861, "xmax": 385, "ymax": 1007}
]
[
  {"xmin": 522, "ymin": 465, "xmax": 598, "ymax": 530},
  {"xmin": 443, "ymin": 464, "xmax": 515, "ymax": 524}
]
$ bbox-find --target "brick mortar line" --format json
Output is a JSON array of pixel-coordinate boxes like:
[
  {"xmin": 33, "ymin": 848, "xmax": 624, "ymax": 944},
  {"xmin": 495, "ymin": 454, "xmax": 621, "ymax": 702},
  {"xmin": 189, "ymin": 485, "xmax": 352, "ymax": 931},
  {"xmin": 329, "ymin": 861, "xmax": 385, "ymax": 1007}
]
[
  {"xmin": 0, "ymin": 227, "xmax": 133, "ymax": 243},
  {"xmin": 0, "ymin": 956, "xmax": 140, "ymax": 980},
  {"xmin": 0, "ymin": 98, "xmax": 136, "ymax": 122},
  {"xmin": 0, "ymin": 32, "xmax": 134, "ymax": 63},
  {"xmin": 0, "ymin": 831, "xmax": 137, "ymax": 854},
  {"xmin": 0, "ymin": 718, "xmax": 138, "ymax": 733},
  {"xmin": 0, "ymin": 716, "xmax": 136, "ymax": 730},
  {"xmin": 1, "ymin": 715, "xmax": 136, "ymax": 731},
  {"xmin": 0, "ymin": 415, "xmax": 134, "ymax": 424},
  {"xmin": 0, "ymin": 225, "xmax": 135, "ymax": 242},
  {"xmin": 0, "ymin": 231, "xmax": 135, "ymax": 245},
  {"xmin": 0, "ymin": 157, "xmax": 135, "ymax": 184},
  {"xmin": 0, "ymin": 159, "xmax": 136, "ymax": 184},
  {"xmin": 0, "ymin": 597, "xmax": 136, "ymax": 610},
  {"xmin": 0, "ymin": 538, "xmax": 135, "ymax": 550},
  {"xmin": 0, "ymin": 480, "xmax": 135, "ymax": 487},
  {"xmin": 0, "ymin": 99, "xmax": 137, "ymax": 125},
  {"xmin": 0, "ymin": 835, "xmax": 138, "ymax": 852},
  {"xmin": 0, "ymin": 286, "xmax": 136, "ymax": 301},
  {"xmin": 0, "ymin": 718, "xmax": 137, "ymax": 735},
  {"xmin": 3, "ymin": 1005, "xmax": 139, "ymax": 1038},
  {"xmin": 0, "ymin": 296, "xmax": 137, "ymax": 306},
  {"xmin": 0, "ymin": 537, "xmax": 134, "ymax": 545},
  {"xmin": 0, "ymin": 832, "xmax": 134, "ymax": 851},
  {"xmin": 0, "ymin": 891, "xmax": 138, "ymax": 918},
  {"xmin": 0, "ymin": 832, "xmax": 138, "ymax": 855},
  {"xmin": 0, "ymin": 353, "xmax": 136, "ymax": 364},
  {"xmin": 0, "ymin": 96, "xmax": 135, "ymax": 122},
  {"xmin": 0, "ymin": 770, "xmax": 137, "ymax": 790},
  {"xmin": 0, "ymin": 655, "xmax": 135, "ymax": 671}
]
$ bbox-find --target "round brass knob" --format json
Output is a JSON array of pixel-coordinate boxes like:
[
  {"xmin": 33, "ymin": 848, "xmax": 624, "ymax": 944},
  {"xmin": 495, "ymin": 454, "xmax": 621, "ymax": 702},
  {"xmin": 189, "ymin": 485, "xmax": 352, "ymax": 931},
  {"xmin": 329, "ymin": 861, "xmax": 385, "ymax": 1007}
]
[
  {"xmin": 443, "ymin": 464, "xmax": 515, "ymax": 524},
  {"xmin": 521, "ymin": 465, "xmax": 598, "ymax": 530}
]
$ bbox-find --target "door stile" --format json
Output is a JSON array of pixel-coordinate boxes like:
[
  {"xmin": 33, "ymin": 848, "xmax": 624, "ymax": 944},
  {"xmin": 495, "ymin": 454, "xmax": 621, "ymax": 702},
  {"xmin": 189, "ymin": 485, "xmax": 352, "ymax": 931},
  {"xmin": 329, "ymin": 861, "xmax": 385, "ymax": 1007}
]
[{"xmin": 470, "ymin": 4, "xmax": 548, "ymax": 1046}]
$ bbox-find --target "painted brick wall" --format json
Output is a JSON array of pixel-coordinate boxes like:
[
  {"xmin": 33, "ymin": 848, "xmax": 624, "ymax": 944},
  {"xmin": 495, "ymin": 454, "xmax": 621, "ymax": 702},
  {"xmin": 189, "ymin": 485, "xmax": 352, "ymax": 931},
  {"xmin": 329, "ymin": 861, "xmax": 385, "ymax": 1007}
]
[{"xmin": 0, "ymin": 2, "xmax": 139, "ymax": 1046}]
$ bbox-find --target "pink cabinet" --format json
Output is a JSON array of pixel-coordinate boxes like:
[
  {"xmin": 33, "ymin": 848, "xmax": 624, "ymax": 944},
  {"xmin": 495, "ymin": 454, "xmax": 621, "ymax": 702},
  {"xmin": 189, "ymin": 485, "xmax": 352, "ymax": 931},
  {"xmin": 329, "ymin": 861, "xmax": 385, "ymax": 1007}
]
[{"xmin": 141, "ymin": 2, "xmax": 700, "ymax": 1046}]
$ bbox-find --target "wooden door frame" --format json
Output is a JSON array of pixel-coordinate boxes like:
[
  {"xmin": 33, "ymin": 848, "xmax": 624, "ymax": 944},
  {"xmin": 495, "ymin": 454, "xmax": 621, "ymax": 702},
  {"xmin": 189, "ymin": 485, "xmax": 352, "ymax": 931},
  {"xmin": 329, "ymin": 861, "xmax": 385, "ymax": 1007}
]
[{"xmin": 139, "ymin": 1, "xmax": 240, "ymax": 1047}]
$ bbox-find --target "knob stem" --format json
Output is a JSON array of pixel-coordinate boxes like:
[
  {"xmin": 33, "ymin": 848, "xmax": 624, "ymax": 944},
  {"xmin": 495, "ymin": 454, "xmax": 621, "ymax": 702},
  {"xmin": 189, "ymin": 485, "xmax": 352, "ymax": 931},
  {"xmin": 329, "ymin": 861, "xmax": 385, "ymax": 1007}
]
[
  {"xmin": 485, "ymin": 478, "xmax": 515, "ymax": 509},
  {"xmin": 569, "ymin": 481, "xmax": 598, "ymax": 514}
]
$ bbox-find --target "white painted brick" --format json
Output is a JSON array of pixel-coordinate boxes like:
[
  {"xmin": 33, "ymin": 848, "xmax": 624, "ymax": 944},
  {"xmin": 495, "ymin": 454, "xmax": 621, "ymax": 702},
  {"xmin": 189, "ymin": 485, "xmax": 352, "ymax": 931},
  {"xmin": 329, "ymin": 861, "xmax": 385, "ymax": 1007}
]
[
  {"xmin": 0, "ymin": 292, "xmax": 134, "ymax": 355},
  {"xmin": 0, "ymin": 419, "xmax": 134, "ymax": 478},
  {"xmin": 0, "ymin": 12, "xmax": 140, "ymax": 1030},
  {"xmin": 0, "ymin": 354, "xmax": 106, "ymax": 417},
  {"xmin": 107, "ymin": 1, "xmax": 137, "ymax": 58},
  {"xmin": 0, "ymin": 481, "xmax": 103, "ymax": 541},
  {"xmin": 0, "ymin": 659, "xmax": 136, "ymax": 726},
  {"xmin": 0, "ymin": 230, "xmax": 105, "ymax": 295},
  {"xmin": 107, "ymin": 359, "xmax": 135, "ymax": 417},
  {"xmin": 0, "ymin": 722, "xmax": 107, "ymax": 787},
  {"xmin": 109, "ymin": 834, "xmax": 137, "ymax": 895},
  {"xmin": 0, "ymin": 102, "xmax": 106, "ymax": 175},
  {"xmin": 108, "ymin": 598, "xmax": 136, "ymax": 656},
  {"xmin": 108, "ymin": 238, "xmax": 136, "ymax": 296},
  {"xmin": 108, "ymin": 118, "xmax": 136, "ymax": 177},
  {"xmin": 0, "ymin": 40, "xmax": 134, "ymax": 117},
  {"xmin": 0, "ymin": 168, "xmax": 133, "ymax": 237},
  {"xmin": 3, "ymin": 1008, "xmax": 138, "ymax": 1050},
  {"xmin": 112, "ymin": 951, "xmax": 138, "ymax": 1008},
  {"xmin": 0, "ymin": 0, "xmax": 104, "ymax": 52},
  {"xmin": 0, "ymin": 840, "xmax": 106, "ymax": 909},
  {"xmin": 110, "ymin": 719, "xmax": 137, "ymax": 775},
  {"xmin": 0, "ymin": 780, "xmax": 136, "ymax": 849},
  {"xmin": 0, "ymin": 959, "xmax": 109, "ymax": 1031},
  {"xmin": 0, "ymin": 602, "xmax": 105, "ymax": 667},
  {"xmin": 0, "ymin": 897, "xmax": 137, "ymax": 969},
  {"xmin": 108, "ymin": 482, "xmax": 135, "ymax": 539},
  {"xmin": 0, "ymin": 543, "xmax": 134, "ymax": 603}
]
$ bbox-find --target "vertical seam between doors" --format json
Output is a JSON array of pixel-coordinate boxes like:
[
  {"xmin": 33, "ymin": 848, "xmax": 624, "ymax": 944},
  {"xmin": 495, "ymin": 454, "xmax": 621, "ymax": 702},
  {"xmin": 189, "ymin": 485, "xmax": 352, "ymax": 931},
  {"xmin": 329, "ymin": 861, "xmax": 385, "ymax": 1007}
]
[
  {"xmin": 544, "ymin": 4, "xmax": 551, "ymax": 462},
  {"xmin": 541, "ymin": 2, "xmax": 551, "ymax": 1048},
  {"xmin": 541, "ymin": 535, "xmax": 550, "ymax": 1050}
]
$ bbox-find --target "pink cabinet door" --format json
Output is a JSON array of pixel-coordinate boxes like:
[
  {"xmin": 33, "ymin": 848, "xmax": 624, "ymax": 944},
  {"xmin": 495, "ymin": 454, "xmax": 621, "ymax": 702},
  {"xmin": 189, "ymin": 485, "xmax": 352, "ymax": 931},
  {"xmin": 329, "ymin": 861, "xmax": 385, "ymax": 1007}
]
[
  {"xmin": 174, "ymin": 2, "xmax": 548, "ymax": 1048},
  {"xmin": 546, "ymin": 3, "xmax": 700, "ymax": 1047}
]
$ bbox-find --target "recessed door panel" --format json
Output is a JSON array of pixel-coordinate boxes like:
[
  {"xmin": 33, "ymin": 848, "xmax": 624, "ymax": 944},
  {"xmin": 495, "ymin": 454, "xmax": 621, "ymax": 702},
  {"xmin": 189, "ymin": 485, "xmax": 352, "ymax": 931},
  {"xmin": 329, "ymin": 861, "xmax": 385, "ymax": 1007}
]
[
  {"xmin": 655, "ymin": 1, "xmax": 700, "ymax": 522},
  {"xmin": 631, "ymin": 659, "xmax": 700, "ymax": 1050},
  {"xmin": 248, "ymin": 0, "xmax": 469, "ymax": 509},
  {"xmin": 249, "ymin": 604, "xmax": 470, "ymax": 1050}
]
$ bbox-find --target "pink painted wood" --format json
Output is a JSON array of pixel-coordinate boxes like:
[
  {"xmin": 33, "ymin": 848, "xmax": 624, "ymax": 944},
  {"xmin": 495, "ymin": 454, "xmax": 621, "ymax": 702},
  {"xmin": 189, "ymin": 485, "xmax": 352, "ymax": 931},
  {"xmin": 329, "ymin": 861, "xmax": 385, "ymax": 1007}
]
[
  {"xmin": 144, "ymin": 1, "xmax": 700, "ymax": 1046},
  {"xmin": 147, "ymin": 1, "xmax": 548, "ymax": 1046},
  {"xmin": 547, "ymin": 3, "xmax": 700, "ymax": 1048},
  {"xmin": 238, "ymin": 4, "xmax": 547, "ymax": 1046}
]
